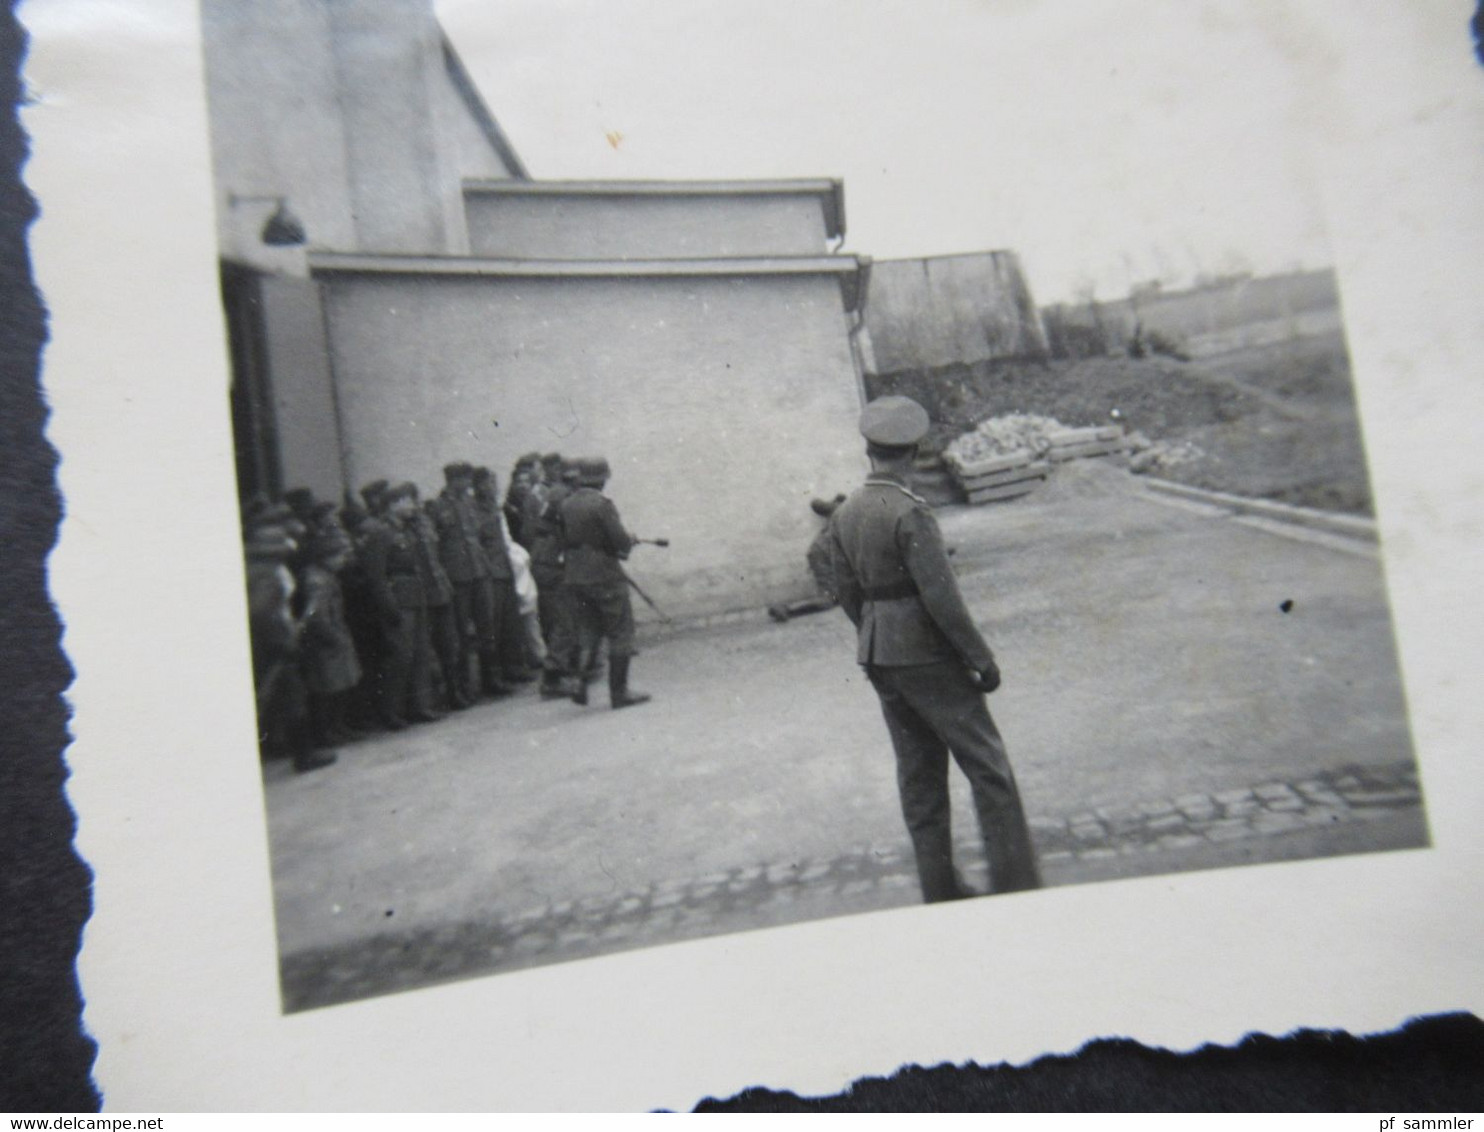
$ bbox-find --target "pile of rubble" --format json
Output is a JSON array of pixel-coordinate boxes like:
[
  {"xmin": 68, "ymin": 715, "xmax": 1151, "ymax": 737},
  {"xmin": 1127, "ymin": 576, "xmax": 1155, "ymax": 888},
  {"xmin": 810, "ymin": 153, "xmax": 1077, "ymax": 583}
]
[{"xmin": 943, "ymin": 413, "xmax": 1069, "ymax": 467}]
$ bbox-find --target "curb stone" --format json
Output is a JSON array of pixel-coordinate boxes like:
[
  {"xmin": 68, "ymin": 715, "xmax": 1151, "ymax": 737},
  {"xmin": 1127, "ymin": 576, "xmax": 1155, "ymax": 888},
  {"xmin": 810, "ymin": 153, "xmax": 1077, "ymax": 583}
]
[{"xmin": 279, "ymin": 759, "xmax": 1423, "ymax": 1011}]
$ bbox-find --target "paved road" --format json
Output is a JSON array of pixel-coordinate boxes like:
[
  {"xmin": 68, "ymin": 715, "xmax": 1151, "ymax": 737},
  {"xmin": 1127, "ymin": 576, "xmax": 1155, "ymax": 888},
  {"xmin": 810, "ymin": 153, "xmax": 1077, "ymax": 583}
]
[{"xmin": 263, "ymin": 464, "xmax": 1422, "ymax": 1010}]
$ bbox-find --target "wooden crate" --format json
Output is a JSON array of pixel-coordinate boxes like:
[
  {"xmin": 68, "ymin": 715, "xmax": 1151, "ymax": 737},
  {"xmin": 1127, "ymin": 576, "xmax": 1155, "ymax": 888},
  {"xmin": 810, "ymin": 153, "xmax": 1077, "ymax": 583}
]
[
  {"xmin": 959, "ymin": 460, "xmax": 1051, "ymax": 492},
  {"xmin": 946, "ymin": 447, "xmax": 1036, "ymax": 479},
  {"xmin": 1047, "ymin": 425, "xmax": 1124, "ymax": 446},
  {"xmin": 1046, "ymin": 425, "xmax": 1126, "ymax": 463},
  {"xmin": 966, "ymin": 480, "xmax": 1043, "ymax": 505},
  {"xmin": 1048, "ymin": 440, "xmax": 1125, "ymax": 462}
]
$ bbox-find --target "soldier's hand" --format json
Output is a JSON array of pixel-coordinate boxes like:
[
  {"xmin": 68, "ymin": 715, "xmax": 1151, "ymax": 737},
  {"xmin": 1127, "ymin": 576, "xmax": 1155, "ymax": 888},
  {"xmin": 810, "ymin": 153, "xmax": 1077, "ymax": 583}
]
[{"xmin": 969, "ymin": 663, "xmax": 1001, "ymax": 694}]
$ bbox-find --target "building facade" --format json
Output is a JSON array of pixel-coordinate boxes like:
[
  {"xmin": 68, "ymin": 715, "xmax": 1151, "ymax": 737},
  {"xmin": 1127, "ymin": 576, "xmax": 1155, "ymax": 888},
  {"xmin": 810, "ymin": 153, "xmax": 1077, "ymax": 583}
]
[{"xmin": 203, "ymin": 0, "xmax": 869, "ymax": 618}]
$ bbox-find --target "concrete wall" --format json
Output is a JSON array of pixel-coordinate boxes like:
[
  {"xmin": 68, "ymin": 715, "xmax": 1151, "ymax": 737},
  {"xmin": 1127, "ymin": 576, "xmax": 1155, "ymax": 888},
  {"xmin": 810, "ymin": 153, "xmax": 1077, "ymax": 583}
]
[
  {"xmin": 201, "ymin": 0, "xmax": 357, "ymax": 267},
  {"xmin": 315, "ymin": 270, "xmax": 868, "ymax": 618},
  {"xmin": 261, "ymin": 277, "xmax": 345, "ymax": 501},
  {"xmin": 200, "ymin": 0, "xmax": 515, "ymax": 270},
  {"xmin": 863, "ymin": 251, "xmax": 1047, "ymax": 375},
  {"xmin": 442, "ymin": 64, "xmax": 521, "ymax": 183},
  {"xmin": 464, "ymin": 191, "xmax": 830, "ymax": 260}
]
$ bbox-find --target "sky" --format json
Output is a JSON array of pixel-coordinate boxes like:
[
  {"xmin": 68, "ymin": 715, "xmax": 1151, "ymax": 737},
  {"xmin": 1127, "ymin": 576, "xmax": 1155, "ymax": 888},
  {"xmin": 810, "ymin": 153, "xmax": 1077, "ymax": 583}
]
[{"xmin": 438, "ymin": 0, "xmax": 1335, "ymax": 306}]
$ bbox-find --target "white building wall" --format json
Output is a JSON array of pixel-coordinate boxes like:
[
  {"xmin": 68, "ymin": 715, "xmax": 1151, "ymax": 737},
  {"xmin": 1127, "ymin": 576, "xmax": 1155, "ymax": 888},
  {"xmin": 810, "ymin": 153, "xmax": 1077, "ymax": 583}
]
[
  {"xmin": 200, "ymin": 0, "xmax": 358, "ymax": 268},
  {"xmin": 464, "ymin": 191, "xmax": 830, "ymax": 260},
  {"xmin": 316, "ymin": 270, "xmax": 867, "ymax": 618},
  {"xmin": 200, "ymin": 0, "xmax": 516, "ymax": 270}
]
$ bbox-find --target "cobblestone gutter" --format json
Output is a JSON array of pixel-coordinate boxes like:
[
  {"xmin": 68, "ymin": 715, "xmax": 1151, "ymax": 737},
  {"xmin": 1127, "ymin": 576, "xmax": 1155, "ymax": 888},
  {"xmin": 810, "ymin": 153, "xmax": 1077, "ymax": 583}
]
[
  {"xmin": 280, "ymin": 760, "xmax": 1421, "ymax": 1012},
  {"xmin": 1029, "ymin": 761, "xmax": 1420, "ymax": 864}
]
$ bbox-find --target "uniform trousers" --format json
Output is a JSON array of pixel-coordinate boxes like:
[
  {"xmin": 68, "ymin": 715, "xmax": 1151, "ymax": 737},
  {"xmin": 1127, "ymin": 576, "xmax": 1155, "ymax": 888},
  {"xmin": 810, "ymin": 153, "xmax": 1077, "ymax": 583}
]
[
  {"xmin": 376, "ymin": 604, "xmax": 431, "ymax": 722},
  {"xmin": 533, "ymin": 566, "xmax": 577, "ymax": 674},
  {"xmin": 866, "ymin": 660, "xmax": 1042, "ymax": 901},
  {"xmin": 567, "ymin": 581, "xmax": 636, "ymax": 665},
  {"xmin": 426, "ymin": 599, "xmax": 463, "ymax": 706},
  {"xmin": 448, "ymin": 580, "xmax": 487, "ymax": 697}
]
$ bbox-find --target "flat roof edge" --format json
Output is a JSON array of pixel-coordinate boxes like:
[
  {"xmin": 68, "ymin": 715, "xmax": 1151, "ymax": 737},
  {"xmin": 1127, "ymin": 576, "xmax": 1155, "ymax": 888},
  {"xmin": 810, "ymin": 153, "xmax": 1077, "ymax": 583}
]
[
  {"xmin": 462, "ymin": 178, "xmax": 840, "ymax": 198},
  {"xmin": 308, "ymin": 253, "xmax": 863, "ymax": 278},
  {"xmin": 309, "ymin": 252, "xmax": 867, "ymax": 310},
  {"xmin": 871, "ymin": 249, "xmax": 1022, "ymax": 266}
]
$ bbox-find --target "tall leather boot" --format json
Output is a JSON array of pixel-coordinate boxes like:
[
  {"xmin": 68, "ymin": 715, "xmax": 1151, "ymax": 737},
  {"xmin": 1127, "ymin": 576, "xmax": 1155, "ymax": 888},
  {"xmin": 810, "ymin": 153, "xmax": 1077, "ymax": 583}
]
[
  {"xmin": 609, "ymin": 655, "xmax": 651, "ymax": 710},
  {"xmin": 540, "ymin": 660, "xmax": 573, "ymax": 700},
  {"xmin": 480, "ymin": 649, "xmax": 514, "ymax": 698},
  {"xmin": 571, "ymin": 647, "xmax": 591, "ymax": 706}
]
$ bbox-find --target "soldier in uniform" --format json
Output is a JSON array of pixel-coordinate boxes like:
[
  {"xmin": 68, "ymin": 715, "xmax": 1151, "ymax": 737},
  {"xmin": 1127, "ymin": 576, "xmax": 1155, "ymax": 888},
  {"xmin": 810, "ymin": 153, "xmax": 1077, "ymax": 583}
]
[
  {"xmin": 560, "ymin": 457, "xmax": 650, "ymax": 709},
  {"xmin": 411, "ymin": 490, "xmax": 459, "ymax": 713},
  {"xmin": 244, "ymin": 500, "xmax": 335, "ymax": 773},
  {"xmin": 360, "ymin": 481, "xmax": 437, "ymax": 728},
  {"xmin": 527, "ymin": 457, "xmax": 578, "ymax": 698},
  {"xmin": 298, "ymin": 514, "xmax": 363, "ymax": 746},
  {"xmin": 344, "ymin": 481, "xmax": 392, "ymax": 730},
  {"xmin": 432, "ymin": 462, "xmax": 493, "ymax": 706},
  {"xmin": 830, "ymin": 395, "xmax": 1041, "ymax": 902},
  {"xmin": 471, "ymin": 465, "xmax": 526, "ymax": 694}
]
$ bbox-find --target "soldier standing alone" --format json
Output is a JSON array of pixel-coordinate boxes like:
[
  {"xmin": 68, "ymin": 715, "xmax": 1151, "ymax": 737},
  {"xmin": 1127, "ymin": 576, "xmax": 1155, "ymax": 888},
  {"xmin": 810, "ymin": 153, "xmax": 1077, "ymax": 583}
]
[
  {"xmin": 560, "ymin": 457, "xmax": 651, "ymax": 709},
  {"xmin": 830, "ymin": 395, "xmax": 1041, "ymax": 902}
]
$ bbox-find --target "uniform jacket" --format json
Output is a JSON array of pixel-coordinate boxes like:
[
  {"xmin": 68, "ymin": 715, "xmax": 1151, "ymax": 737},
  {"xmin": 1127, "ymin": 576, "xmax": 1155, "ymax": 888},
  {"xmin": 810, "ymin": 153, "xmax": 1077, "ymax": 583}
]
[
  {"xmin": 298, "ymin": 564, "xmax": 363, "ymax": 695},
  {"xmin": 359, "ymin": 516, "xmax": 425, "ymax": 615},
  {"xmin": 528, "ymin": 482, "xmax": 571, "ymax": 575},
  {"xmin": 829, "ymin": 471, "xmax": 994, "ymax": 670},
  {"xmin": 432, "ymin": 490, "xmax": 490, "ymax": 583},
  {"xmin": 560, "ymin": 487, "xmax": 634, "ymax": 587},
  {"xmin": 412, "ymin": 510, "xmax": 455, "ymax": 606}
]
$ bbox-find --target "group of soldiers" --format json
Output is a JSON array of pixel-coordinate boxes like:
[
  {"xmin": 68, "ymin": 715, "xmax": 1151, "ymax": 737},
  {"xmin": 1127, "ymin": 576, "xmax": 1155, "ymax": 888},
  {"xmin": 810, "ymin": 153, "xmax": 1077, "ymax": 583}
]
[
  {"xmin": 244, "ymin": 451, "xmax": 651, "ymax": 774},
  {"xmin": 247, "ymin": 394, "xmax": 1044, "ymax": 905}
]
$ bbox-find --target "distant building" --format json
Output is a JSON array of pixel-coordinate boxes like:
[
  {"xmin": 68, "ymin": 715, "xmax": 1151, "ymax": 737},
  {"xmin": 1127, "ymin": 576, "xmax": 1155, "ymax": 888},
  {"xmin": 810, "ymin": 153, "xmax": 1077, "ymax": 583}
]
[
  {"xmin": 860, "ymin": 251, "xmax": 1047, "ymax": 377},
  {"xmin": 202, "ymin": 0, "xmax": 869, "ymax": 620}
]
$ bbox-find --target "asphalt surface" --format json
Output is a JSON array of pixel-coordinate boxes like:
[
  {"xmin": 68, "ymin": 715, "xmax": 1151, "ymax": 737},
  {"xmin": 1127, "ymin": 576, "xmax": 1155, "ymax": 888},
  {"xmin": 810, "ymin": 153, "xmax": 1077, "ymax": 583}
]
[{"xmin": 262, "ymin": 463, "xmax": 1423, "ymax": 1010}]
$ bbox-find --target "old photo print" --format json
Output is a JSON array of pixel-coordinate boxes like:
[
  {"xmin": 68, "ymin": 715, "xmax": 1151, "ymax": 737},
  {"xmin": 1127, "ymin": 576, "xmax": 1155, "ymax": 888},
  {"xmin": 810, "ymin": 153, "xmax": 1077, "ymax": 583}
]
[{"xmin": 26, "ymin": 0, "xmax": 1484, "ymax": 1110}]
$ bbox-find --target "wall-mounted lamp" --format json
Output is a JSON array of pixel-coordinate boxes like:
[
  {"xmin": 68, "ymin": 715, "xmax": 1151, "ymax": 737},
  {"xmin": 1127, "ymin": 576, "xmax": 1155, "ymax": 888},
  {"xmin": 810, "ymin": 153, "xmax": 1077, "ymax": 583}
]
[{"xmin": 229, "ymin": 193, "xmax": 308, "ymax": 247}]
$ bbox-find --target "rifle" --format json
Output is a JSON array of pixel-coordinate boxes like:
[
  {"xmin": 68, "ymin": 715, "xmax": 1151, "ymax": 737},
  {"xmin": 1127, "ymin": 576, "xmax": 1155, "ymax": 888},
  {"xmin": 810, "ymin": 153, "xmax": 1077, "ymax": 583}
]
[
  {"xmin": 633, "ymin": 537, "xmax": 670, "ymax": 548},
  {"xmin": 622, "ymin": 569, "xmax": 673, "ymax": 624}
]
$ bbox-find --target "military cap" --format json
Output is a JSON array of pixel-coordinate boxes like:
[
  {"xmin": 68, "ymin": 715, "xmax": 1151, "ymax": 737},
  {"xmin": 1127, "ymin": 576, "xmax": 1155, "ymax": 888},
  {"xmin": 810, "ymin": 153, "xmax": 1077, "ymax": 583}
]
[
  {"xmin": 443, "ymin": 461, "xmax": 473, "ymax": 480},
  {"xmin": 244, "ymin": 498, "xmax": 292, "ymax": 526},
  {"xmin": 283, "ymin": 487, "xmax": 316, "ymax": 520},
  {"xmin": 339, "ymin": 502, "xmax": 369, "ymax": 532},
  {"xmin": 309, "ymin": 524, "xmax": 354, "ymax": 561},
  {"xmin": 244, "ymin": 521, "xmax": 296, "ymax": 563},
  {"xmin": 514, "ymin": 451, "xmax": 541, "ymax": 469},
  {"xmin": 386, "ymin": 481, "xmax": 420, "ymax": 503},
  {"xmin": 860, "ymin": 396, "xmax": 930, "ymax": 447},
  {"xmin": 540, "ymin": 452, "xmax": 564, "ymax": 468},
  {"xmin": 578, "ymin": 456, "xmax": 612, "ymax": 485},
  {"xmin": 471, "ymin": 465, "xmax": 493, "ymax": 482},
  {"xmin": 360, "ymin": 479, "xmax": 390, "ymax": 508}
]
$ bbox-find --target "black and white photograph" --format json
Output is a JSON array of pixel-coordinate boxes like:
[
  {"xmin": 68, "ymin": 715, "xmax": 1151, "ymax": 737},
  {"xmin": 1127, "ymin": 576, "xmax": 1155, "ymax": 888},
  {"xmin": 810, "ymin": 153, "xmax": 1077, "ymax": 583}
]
[
  {"xmin": 204, "ymin": 0, "xmax": 1425, "ymax": 1011},
  {"xmin": 24, "ymin": 0, "xmax": 1484, "ymax": 1111}
]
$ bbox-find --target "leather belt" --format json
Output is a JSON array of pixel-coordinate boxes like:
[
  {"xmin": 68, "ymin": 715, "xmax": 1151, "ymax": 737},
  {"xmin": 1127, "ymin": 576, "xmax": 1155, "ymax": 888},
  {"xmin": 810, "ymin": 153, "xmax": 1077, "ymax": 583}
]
[{"xmin": 861, "ymin": 579, "xmax": 919, "ymax": 602}]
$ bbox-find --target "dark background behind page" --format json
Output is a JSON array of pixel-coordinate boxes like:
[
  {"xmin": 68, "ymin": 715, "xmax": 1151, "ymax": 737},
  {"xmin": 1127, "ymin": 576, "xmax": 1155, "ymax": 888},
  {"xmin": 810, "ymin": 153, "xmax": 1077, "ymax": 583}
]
[{"xmin": 1, "ymin": 0, "xmax": 1480, "ymax": 1112}]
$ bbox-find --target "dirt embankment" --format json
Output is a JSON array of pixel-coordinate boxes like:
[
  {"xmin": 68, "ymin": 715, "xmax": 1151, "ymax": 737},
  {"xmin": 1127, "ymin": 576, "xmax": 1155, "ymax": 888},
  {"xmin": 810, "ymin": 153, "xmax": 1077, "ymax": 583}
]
[{"xmin": 868, "ymin": 330, "xmax": 1373, "ymax": 515}]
